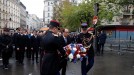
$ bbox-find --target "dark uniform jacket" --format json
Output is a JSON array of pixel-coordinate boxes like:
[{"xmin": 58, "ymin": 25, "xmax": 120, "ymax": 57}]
[
  {"xmin": 41, "ymin": 31, "xmax": 65, "ymax": 75},
  {"xmin": 13, "ymin": 33, "xmax": 20, "ymax": 47},
  {"xmin": 31, "ymin": 35, "xmax": 40, "ymax": 50},
  {"xmin": 77, "ymin": 32, "xmax": 94, "ymax": 57},
  {"xmin": 99, "ymin": 33, "xmax": 107, "ymax": 44},
  {"xmin": 0, "ymin": 34, "xmax": 12, "ymax": 57},
  {"xmin": 16, "ymin": 34, "xmax": 26, "ymax": 49},
  {"xmin": 23, "ymin": 34, "xmax": 30, "ymax": 47}
]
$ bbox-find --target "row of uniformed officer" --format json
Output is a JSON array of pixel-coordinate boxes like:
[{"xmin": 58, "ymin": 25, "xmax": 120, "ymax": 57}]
[{"xmin": 13, "ymin": 28, "xmax": 41, "ymax": 64}]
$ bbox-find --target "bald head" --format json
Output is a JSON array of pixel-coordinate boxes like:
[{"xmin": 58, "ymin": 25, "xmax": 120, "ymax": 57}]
[{"xmin": 63, "ymin": 28, "xmax": 69, "ymax": 37}]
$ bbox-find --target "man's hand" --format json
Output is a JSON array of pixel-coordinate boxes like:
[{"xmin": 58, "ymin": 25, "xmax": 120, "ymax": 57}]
[
  {"xmin": 25, "ymin": 47, "xmax": 27, "ymax": 50},
  {"xmin": 31, "ymin": 48, "xmax": 33, "ymax": 50},
  {"xmin": 17, "ymin": 48, "xmax": 19, "ymax": 50},
  {"xmin": 6, "ymin": 45, "xmax": 9, "ymax": 49}
]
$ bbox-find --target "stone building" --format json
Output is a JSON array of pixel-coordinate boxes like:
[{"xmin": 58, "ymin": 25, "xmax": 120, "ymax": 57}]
[
  {"xmin": 0, "ymin": 0, "xmax": 20, "ymax": 33},
  {"xmin": 19, "ymin": 1, "xmax": 26, "ymax": 29}
]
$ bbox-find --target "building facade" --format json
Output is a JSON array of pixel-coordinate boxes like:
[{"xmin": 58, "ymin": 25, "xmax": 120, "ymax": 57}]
[
  {"xmin": 40, "ymin": 18, "xmax": 46, "ymax": 28},
  {"xmin": 43, "ymin": 0, "xmax": 60, "ymax": 24},
  {"xmin": 43, "ymin": 0, "xmax": 82, "ymax": 25},
  {"xmin": 19, "ymin": 2, "xmax": 26, "ymax": 29},
  {"xmin": 27, "ymin": 14, "xmax": 42, "ymax": 31},
  {"xmin": 0, "ymin": 0, "xmax": 20, "ymax": 34}
]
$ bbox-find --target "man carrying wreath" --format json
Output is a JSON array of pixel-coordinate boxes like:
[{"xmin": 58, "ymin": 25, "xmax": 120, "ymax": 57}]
[{"xmin": 77, "ymin": 23, "xmax": 94, "ymax": 75}]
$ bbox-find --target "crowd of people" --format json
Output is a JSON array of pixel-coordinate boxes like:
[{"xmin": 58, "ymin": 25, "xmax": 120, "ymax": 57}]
[
  {"xmin": 0, "ymin": 27, "xmax": 45, "ymax": 69},
  {"xmin": 0, "ymin": 20, "xmax": 107, "ymax": 75}
]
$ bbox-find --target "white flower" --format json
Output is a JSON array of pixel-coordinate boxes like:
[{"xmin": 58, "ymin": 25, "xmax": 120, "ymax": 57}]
[
  {"xmin": 76, "ymin": 54, "xmax": 81, "ymax": 59},
  {"xmin": 68, "ymin": 53, "xmax": 73, "ymax": 60},
  {"xmin": 80, "ymin": 47, "xmax": 86, "ymax": 52},
  {"xmin": 73, "ymin": 47, "xmax": 77, "ymax": 51},
  {"xmin": 83, "ymin": 48, "xmax": 86, "ymax": 52}
]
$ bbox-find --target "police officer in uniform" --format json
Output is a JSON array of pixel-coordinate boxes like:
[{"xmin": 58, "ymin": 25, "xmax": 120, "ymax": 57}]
[
  {"xmin": 1, "ymin": 28, "xmax": 12, "ymax": 69},
  {"xmin": 77, "ymin": 23, "xmax": 94, "ymax": 75},
  {"xmin": 40, "ymin": 20, "xmax": 66, "ymax": 75}
]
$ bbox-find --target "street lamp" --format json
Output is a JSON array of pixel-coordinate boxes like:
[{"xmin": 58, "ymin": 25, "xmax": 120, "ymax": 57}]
[{"xmin": 94, "ymin": 3, "xmax": 100, "ymax": 53}]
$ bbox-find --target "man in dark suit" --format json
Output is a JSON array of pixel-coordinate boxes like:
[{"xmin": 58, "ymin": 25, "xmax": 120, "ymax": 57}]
[
  {"xmin": 31, "ymin": 31, "xmax": 40, "ymax": 63},
  {"xmin": 26, "ymin": 31, "xmax": 32, "ymax": 59},
  {"xmin": 13, "ymin": 28, "xmax": 21, "ymax": 61},
  {"xmin": 59, "ymin": 28, "xmax": 71, "ymax": 75},
  {"xmin": 16, "ymin": 30, "xmax": 26, "ymax": 64},
  {"xmin": 98, "ymin": 30, "xmax": 107, "ymax": 55}
]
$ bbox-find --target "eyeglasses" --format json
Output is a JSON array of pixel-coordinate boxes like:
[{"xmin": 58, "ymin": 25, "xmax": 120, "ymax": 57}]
[{"xmin": 81, "ymin": 26, "xmax": 88, "ymax": 28}]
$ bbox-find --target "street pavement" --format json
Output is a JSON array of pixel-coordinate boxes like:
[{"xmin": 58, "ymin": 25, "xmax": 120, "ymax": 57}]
[{"xmin": 0, "ymin": 51, "xmax": 134, "ymax": 75}]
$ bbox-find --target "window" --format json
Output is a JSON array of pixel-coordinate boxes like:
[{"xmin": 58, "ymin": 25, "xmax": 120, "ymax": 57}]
[
  {"xmin": 48, "ymin": 2, "xmax": 49, "ymax": 6},
  {"xmin": 0, "ymin": 13, "xmax": 1, "ymax": 19},
  {"xmin": 5, "ymin": 15, "xmax": 8, "ymax": 20},
  {"xmin": 0, "ymin": 5, "xmax": 1, "ymax": 10},
  {"xmin": 0, "ymin": 22, "xmax": 1, "ymax": 28},
  {"xmin": 48, "ymin": 7, "xmax": 50, "ymax": 11},
  {"xmin": 48, "ymin": 13, "xmax": 50, "ymax": 17},
  {"xmin": 3, "ymin": 14, "xmax": 5, "ymax": 20},
  {"xmin": 48, "ymin": 19, "xmax": 49, "ymax": 23},
  {"xmin": 1, "ymin": 13, "xmax": 3, "ymax": 19}
]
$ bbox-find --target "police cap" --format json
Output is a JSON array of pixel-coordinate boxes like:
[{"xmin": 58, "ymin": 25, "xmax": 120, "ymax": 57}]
[{"xmin": 50, "ymin": 20, "xmax": 60, "ymax": 28}]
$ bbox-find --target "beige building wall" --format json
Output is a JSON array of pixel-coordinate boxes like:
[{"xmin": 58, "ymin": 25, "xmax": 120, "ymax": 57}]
[{"xmin": 0, "ymin": 0, "xmax": 20, "ymax": 33}]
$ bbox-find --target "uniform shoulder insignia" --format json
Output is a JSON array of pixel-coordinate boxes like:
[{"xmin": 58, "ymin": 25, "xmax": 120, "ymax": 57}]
[{"xmin": 52, "ymin": 33, "xmax": 59, "ymax": 37}]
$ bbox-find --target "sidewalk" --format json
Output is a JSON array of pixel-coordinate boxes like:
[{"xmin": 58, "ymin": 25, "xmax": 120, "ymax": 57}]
[
  {"xmin": 0, "ymin": 51, "xmax": 134, "ymax": 75},
  {"xmin": 66, "ymin": 51, "xmax": 134, "ymax": 75}
]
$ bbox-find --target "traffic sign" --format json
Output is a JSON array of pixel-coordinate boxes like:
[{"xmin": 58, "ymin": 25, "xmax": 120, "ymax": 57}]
[{"xmin": 93, "ymin": 16, "xmax": 98, "ymax": 25}]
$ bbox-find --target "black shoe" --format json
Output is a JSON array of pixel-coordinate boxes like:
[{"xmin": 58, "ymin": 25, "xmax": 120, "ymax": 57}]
[
  {"xmin": 4, "ymin": 67, "xmax": 8, "ymax": 70},
  {"xmin": 19, "ymin": 62, "xmax": 24, "ymax": 65},
  {"xmin": 36, "ymin": 60, "xmax": 39, "ymax": 63},
  {"xmin": 32, "ymin": 61, "xmax": 34, "ymax": 64},
  {"xmin": 3, "ymin": 66, "xmax": 8, "ymax": 70}
]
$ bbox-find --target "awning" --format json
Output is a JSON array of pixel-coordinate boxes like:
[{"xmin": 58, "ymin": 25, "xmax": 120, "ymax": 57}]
[
  {"xmin": 40, "ymin": 27, "xmax": 49, "ymax": 31},
  {"xmin": 97, "ymin": 25, "xmax": 134, "ymax": 31}
]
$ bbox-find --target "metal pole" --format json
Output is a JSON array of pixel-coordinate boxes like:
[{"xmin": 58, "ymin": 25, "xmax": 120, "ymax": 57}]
[{"xmin": 94, "ymin": 3, "xmax": 99, "ymax": 53}]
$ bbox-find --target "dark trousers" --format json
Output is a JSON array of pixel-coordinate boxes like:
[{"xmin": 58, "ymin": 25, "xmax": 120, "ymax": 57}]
[
  {"xmin": 2, "ymin": 51, "xmax": 10, "ymax": 67},
  {"xmin": 15, "ymin": 48, "xmax": 19, "ymax": 61},
  {"xmin": 31, "ymin": 49, "xmax": 39, "ymax": 62},
  {"xmin": 96, "ymin": 44, "xmax": 100, "ymax": 55},
  {"xmin": 99, "ymin": 43, "xmax": 105, "ymax": 55},
  {"xmin": 0, "ymin": 48, "xmax": 2, "ymax": 57},
  {"xmin": 81, "ymin": 57, "xmax": 94, "ymax": 75},
  {"xmin": 26, "ymin": 47, "xmax": 31, "ymax": 59},
  {"xmin": 61, "ymin": 59, "xmax": 67, "ymax": 75},
  {"xmin": 18, "ymin": 50, "xmax": 25, "ymax": 63}
]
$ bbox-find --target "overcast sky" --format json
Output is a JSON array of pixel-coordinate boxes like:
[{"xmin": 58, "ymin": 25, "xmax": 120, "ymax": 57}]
[{"xmin": 20, "ymin": 0, "xmax": 44, "ymax": 18}]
